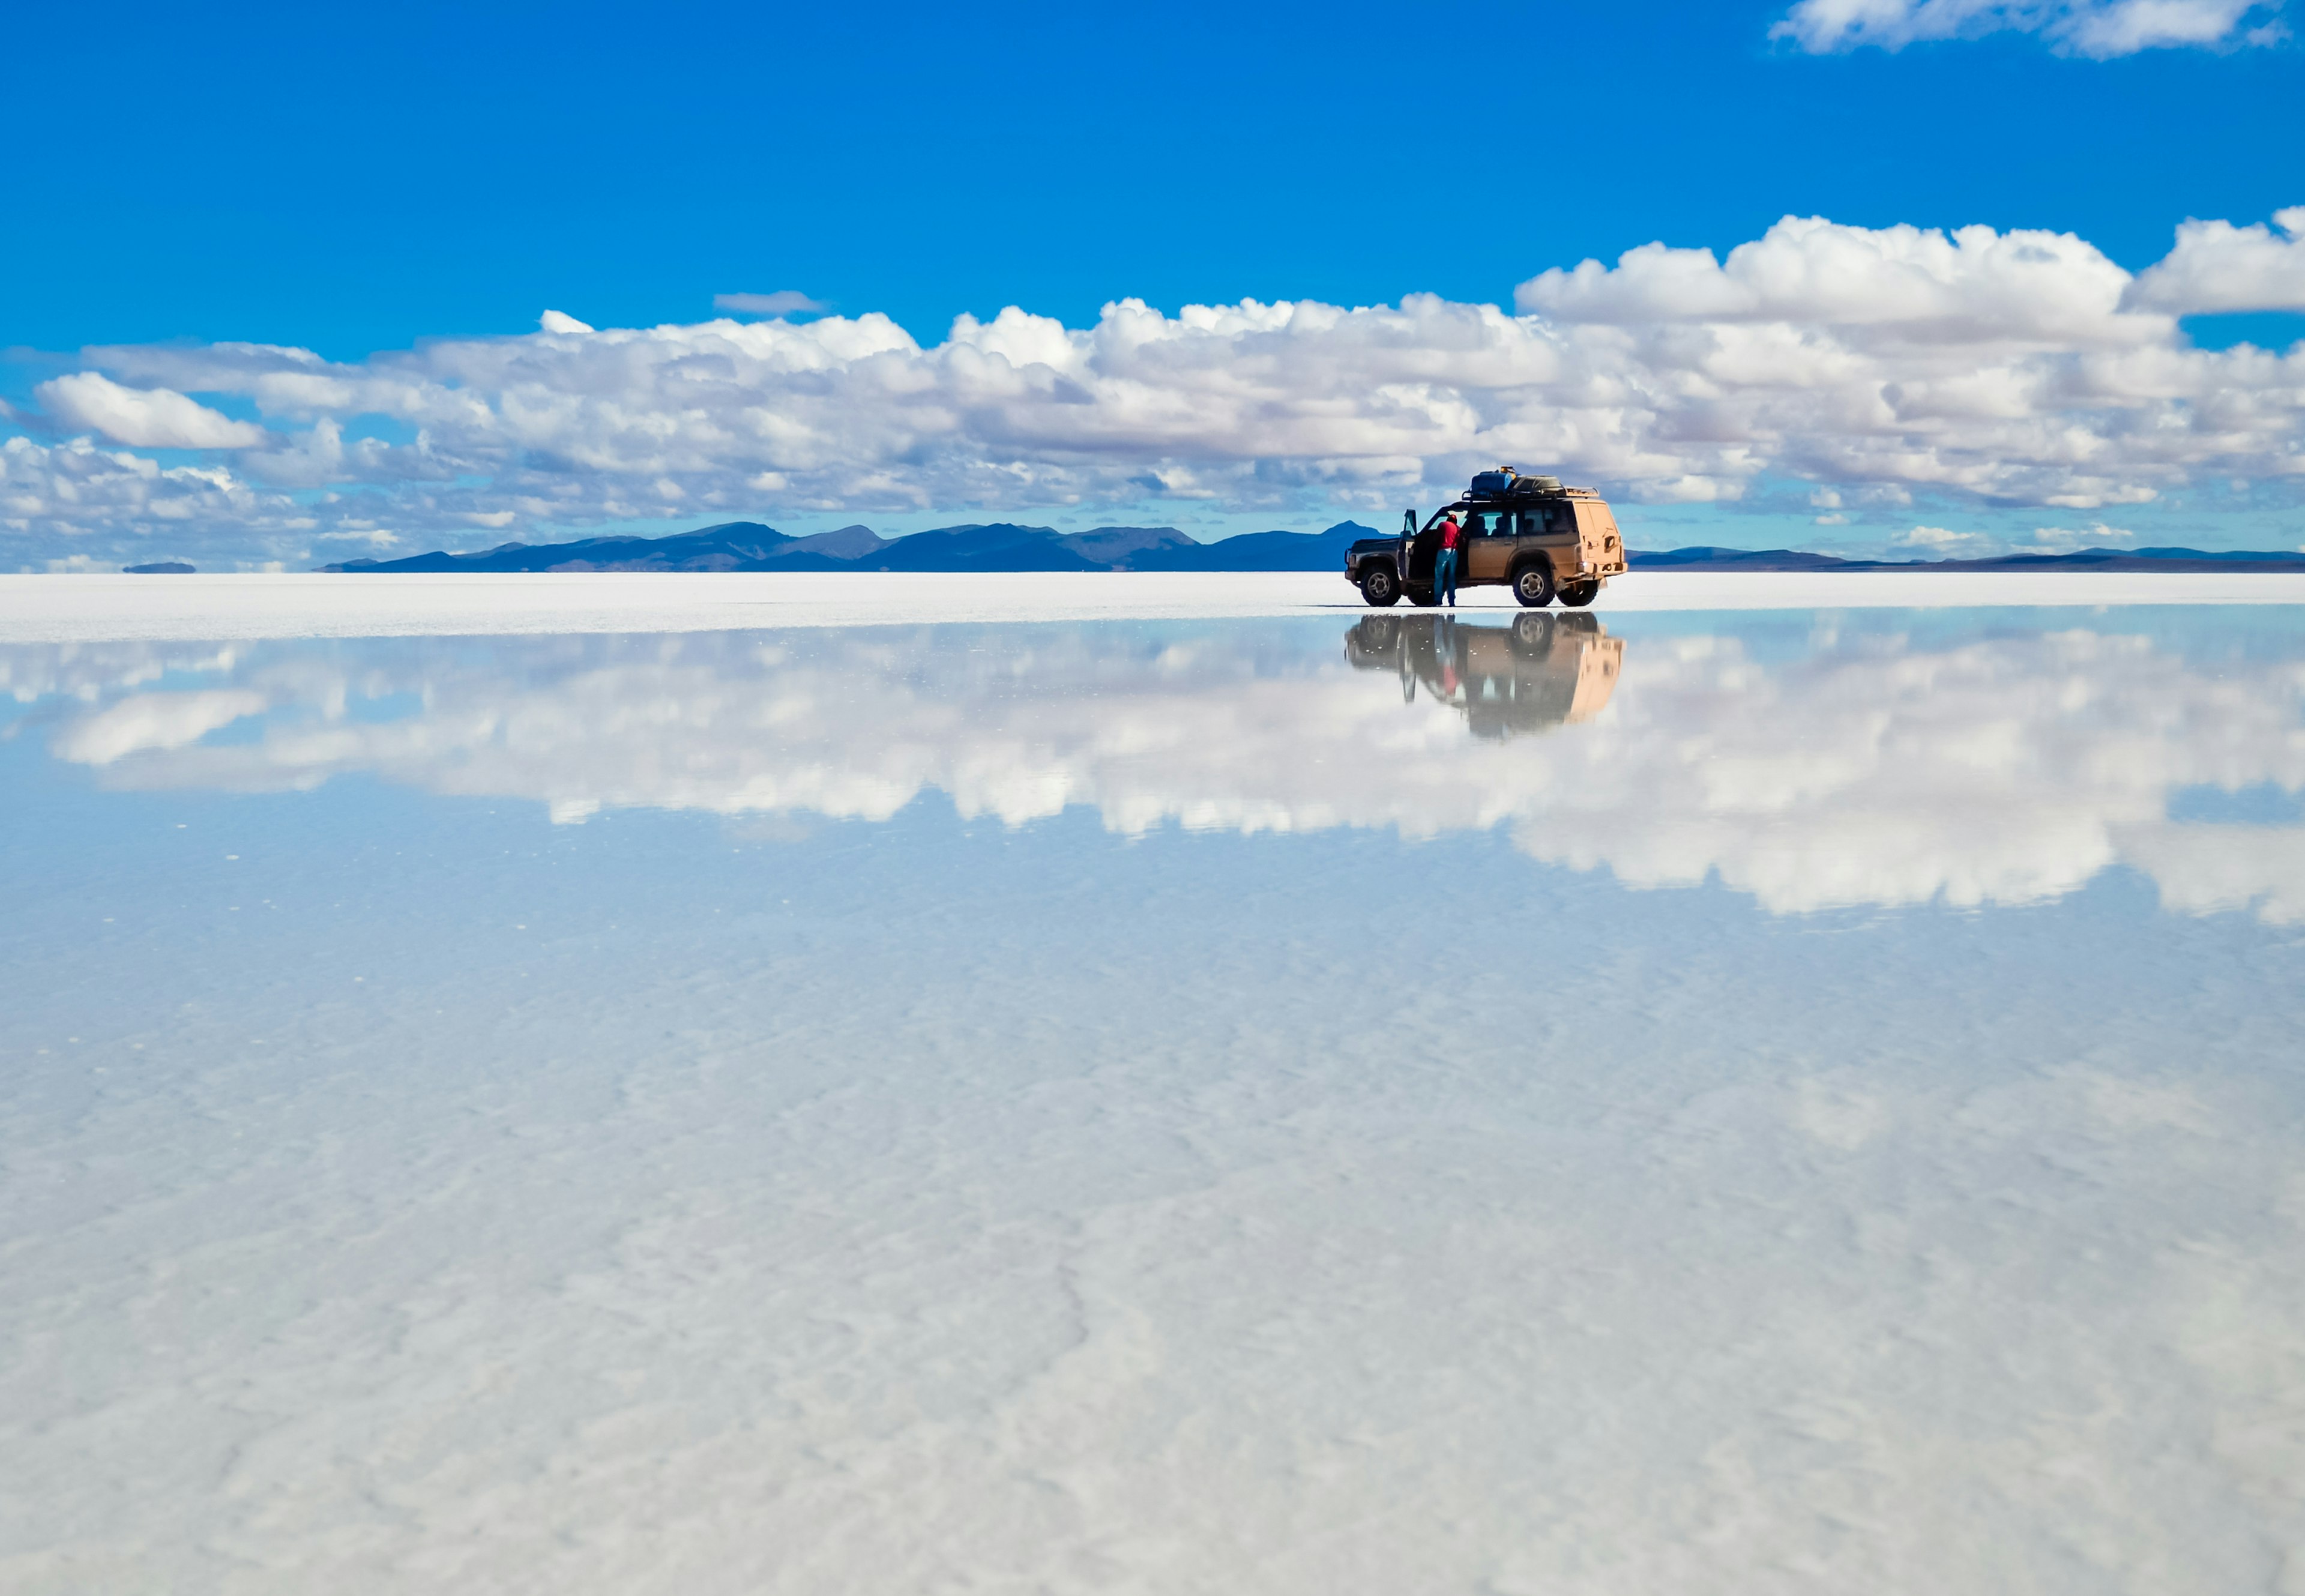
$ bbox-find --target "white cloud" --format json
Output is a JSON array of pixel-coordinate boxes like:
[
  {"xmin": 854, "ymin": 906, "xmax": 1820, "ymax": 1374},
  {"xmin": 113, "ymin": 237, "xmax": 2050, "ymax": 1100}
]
[
  {"xmin": 0, "ymin": 436, "xmax": 316, "ymax": 545},
  {"xmin": 2127, "ymin": 207, "xmax": 2305, "ymax": 316},
  {"xmin": 714, "ymin": 291, "xmax": 830, "ymax": 316},
  {"xmin": 538, "ymin": 310, "xmax": 595, "ymax": 335},
  {"xmin": 2062, "ymin": 0, "xmax": 2289, "ymax": 51},
  {"xmin": 2021, "ymin": 519, "xmax": 2138, "ymax": 550},
  {"xmin": 1771, "ymin": 0, "xmax": 2286, "ymax": 56},
  {"xmin": 34, "ymin": 373, "xmax": 267, "ymax": 450},
  {"xmin": 1514, "ymin": 213, "xmax": 2305, "ymax": 508},
  {"xmin": 6, "ymin": 209, "xmax": 2305, "ymax": 561},
  {"xmin": 1516, "ymin": 214, "xmax": 2135, "ymax": 337},
  {"xmin": 1895, "ymin": 524, "xmax": 1987, "ymax": 552}
]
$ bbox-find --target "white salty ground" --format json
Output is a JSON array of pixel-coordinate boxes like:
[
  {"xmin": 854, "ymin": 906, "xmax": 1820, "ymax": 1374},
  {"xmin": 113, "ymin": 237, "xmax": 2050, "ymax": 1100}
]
[{"xmin": 7, "ymin": 569, "xmax": 2305, "ymax": 642}]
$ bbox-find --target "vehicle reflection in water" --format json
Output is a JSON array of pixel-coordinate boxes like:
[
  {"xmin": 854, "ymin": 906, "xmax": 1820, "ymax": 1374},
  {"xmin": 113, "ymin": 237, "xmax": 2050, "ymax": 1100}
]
[{"xmin": 1345, "ymin": 613, "xmax": 1624, "ymax": 739}]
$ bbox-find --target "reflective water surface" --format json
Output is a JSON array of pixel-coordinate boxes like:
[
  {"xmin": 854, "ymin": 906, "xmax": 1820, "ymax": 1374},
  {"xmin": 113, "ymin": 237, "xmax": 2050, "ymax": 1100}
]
[
  {"xmin": 3, "ymin": 607, "xmax": 2303, "ymax": 1593},
  {"xmin": 16, "ymin": 608, "xmax": 2303, "ymax": 917}
]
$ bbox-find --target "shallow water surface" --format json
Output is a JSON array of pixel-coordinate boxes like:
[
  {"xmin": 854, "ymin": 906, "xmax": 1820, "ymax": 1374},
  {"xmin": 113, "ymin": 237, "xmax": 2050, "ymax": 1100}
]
[{"xmin": 3, "ymin": 606, "xmax": 2302, "ymax": 1594}]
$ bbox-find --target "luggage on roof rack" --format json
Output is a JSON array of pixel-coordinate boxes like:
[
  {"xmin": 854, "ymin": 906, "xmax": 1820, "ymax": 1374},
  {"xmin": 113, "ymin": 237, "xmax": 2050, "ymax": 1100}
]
[{"xmin": 1469, "ymin": 469, "xmax": 1570, "ymax": 499}]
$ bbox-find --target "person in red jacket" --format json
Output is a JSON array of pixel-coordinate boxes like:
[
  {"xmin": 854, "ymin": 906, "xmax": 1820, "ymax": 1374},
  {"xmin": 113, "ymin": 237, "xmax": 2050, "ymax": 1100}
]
[{"xmin": 1434, "ymin": 514, "xmax": 1462, "ymax": 607}]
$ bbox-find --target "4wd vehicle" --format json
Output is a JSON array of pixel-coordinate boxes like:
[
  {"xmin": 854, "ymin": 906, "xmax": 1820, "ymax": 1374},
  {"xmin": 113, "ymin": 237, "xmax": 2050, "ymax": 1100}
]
[
  {"xmin": 1346, "ymin": 468, "xmax": 1629, "ymax": 609},
  {"xmin": 1346, "ymin": 611, "xmax": 1624, "ymax": 738}
]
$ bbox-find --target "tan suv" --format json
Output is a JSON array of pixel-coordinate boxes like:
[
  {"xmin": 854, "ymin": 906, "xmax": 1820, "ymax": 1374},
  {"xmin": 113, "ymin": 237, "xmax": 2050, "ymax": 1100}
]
[{"xmin": 1345, "ymin": 469, "xmax": 1630, "ymax": 608}]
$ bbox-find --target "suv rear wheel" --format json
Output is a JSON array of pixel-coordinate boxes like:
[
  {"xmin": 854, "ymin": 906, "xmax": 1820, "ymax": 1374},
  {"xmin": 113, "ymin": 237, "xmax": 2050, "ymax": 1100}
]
[
  {"xmin": 1511, "ymin": 612, "xmax": 1555, "ymax": 652},
  {"xmin": 1558, "ymin": 580, "xmax": 1598, "ymax": 608},
  {"xmin": 1358, "ymin": 563, "xmax": 1400, "ymax": 607},
  {"xmin": 1513, "ymin": 562, "xmax": 1556, "ymax": 608}
]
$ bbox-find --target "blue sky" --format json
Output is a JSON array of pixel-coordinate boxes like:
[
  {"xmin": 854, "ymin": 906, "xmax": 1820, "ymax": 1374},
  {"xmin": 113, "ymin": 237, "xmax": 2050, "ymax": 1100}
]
[{"xmin": 4, "ymin": 0, "xmax": 2303, "ymax": 565}]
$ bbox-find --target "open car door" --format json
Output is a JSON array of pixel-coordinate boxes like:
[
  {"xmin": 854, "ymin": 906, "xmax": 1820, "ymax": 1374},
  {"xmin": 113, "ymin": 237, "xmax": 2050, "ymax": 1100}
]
[{"xmin": 1403, "ymin": 509, "xmax": 1448, "ymax": 589}]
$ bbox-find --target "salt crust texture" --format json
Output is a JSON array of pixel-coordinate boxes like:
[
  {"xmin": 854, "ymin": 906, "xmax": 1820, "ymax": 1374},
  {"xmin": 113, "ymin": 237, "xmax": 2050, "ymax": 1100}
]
[
  {"xmin": 8, "ymin": 571, "xmax": 2305, "ymax": 644},
  {"xmin": 3, "ymin": 613, "xmax": 2303, "ymax": 1594}
]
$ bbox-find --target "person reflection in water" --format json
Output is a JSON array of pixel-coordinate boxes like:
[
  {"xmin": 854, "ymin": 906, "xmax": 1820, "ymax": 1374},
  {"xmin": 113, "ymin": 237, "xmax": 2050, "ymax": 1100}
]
[{"xmin": 1435, "ymin": 514, "xmax": 1462, "ymax": 608}]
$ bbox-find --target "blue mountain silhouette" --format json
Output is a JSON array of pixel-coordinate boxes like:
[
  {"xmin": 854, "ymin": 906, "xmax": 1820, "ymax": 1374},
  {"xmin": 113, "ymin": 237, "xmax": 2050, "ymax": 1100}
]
[
  {"xmin": 318, "ymin": 522, "xmax": 2305, "ymax": 575},
  {"xmin": 319, "ymin": 520, "xmax": 1380, "ymax": 573}
]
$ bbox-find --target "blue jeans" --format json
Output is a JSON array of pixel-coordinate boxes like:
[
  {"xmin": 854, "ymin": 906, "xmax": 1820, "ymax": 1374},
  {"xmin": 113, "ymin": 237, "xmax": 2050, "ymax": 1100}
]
[{"xmin": 1434, "ymin": 548, "xmax": 1458, "ymax": 606}]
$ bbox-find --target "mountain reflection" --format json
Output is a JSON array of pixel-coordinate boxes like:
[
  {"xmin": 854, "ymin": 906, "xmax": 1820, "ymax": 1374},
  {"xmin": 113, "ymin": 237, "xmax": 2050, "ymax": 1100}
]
[{"xmin": 9, "ymin": 612, "xmax": 2304, "ymax": 920}]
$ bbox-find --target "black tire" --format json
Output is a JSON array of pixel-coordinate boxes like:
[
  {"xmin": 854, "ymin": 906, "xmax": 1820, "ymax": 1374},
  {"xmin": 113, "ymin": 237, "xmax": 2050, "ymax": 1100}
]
[
  {"xmin": 1358, "ymin": 563, "xmax": 1400, "ymax": 607},
  {"xmin": 1559, "ymin": 580, "xmax": 1598, "ymax": 608},
  {"xmin": 1512, "ymin": 562, "xmax": 1555, "ymax": 608},
  {"xmin": 1511, "ymin": 612, "xmax": 1555, "ymax": 652},
  {"xmin": 1409, "ymin": 587, "xmax": 1440, "ymax": 607}
]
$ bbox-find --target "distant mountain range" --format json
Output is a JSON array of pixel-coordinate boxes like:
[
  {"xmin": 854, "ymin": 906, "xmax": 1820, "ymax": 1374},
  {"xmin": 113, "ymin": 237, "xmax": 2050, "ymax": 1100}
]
[
  {"xmin": 316, "ymin": 522, "xmax": 2305, "ymax": 576},
  {"xmin": 319, "ymin": 520, "xmax": 1381, "ymax": 574}
]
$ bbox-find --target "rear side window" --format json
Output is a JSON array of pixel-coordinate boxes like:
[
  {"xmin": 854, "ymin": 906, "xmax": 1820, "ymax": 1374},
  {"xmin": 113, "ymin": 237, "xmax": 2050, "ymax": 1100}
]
[{"xmin": 1523, "ymin": 502, "xmax": 1576, "ymax": 535}]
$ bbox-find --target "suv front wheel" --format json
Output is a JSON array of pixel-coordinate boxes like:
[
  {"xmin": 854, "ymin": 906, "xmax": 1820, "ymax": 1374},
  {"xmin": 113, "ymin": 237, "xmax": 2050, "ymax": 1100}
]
[
  {"xmin": 1513, "ymin": 562, "xmax": 1556, "ymax": 608},
  {"xmin": 1358, "ymin": 563, "xmax": 1400, "ymax": 607}
]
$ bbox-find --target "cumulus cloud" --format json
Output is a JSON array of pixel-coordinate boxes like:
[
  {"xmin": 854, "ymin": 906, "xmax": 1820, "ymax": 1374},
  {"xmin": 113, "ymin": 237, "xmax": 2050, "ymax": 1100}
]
[
  {"xmin": 2022, "ymin": 519, "xmax": 2139, "ymax": 549},
  {"xmin": 1514, "ymin": 212, "xmax": 2305, "ymax": 508},
  {"xmin": 34, "ymin": 373, "xmax": 267, "ymax": 450},
  {"xmin": 1771, "ymin": 0, "xmax": 2288, "ymax": 56},
  {"xmin": 5, "ymin": 209, "xmax": 2305, "ymax": 560},
  {"xmin": 1894, "ymin": 525, "xmax": 1988, "ymax": 552},
  {"xmin": 0, "ymin": 436, "xmax": 325, "ymax": 568},
  {"xmin": 714, "ymin": 291, "xmax": 830, "ymax": 316},
  {"xmin": 2127, "ymin": 207, "xmax": 2305, "ymax": 315}
]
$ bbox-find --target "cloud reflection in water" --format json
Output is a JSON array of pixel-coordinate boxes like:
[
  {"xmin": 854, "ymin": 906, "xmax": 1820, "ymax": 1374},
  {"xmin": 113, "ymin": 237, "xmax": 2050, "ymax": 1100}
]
[{"xmin": 13, "ymin": 608, "xmax": 2305, "ymax": 920}]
